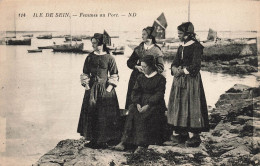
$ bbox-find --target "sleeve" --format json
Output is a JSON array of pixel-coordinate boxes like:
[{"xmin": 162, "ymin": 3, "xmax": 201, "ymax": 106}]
[
  {"xmin": 148, "ymin": 76, "xmax": 166, "ymax": 106},
  {"xmin": 81, "ymin": 55, "xmax": 91, "ymax": 89},
  {"xmin": 127, "ymin": 48, "xmax": 139, "ymax": 69},
  {"xmin": 186, "ymin": 44, "xmax": 203, "ymax": 76},
  {"xmin": 83, "ymin": 55, "xmax": 91, "ymax": 75},
  {"xmin": 131, "ymin": 76, "xmax": 143, "ymax": 105},
  {"xmin": 170, "ymin": 47, "xmax": 181, "ymax": 75},
  {"xmin": 155, "ymin": 49, "xmax": 165, "ymax": 73},
  {"xmin": 107, "ymin": 55, "xmax": 119, "ymax": 87}
]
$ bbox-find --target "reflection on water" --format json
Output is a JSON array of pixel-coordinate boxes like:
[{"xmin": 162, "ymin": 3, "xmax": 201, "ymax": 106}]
[{"xmin": 0, "ymin": 36, "xmax": 258, "ymax": 166}]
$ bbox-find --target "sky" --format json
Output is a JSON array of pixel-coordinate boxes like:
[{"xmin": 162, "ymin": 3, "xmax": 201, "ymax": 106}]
[{"xmin": 0, "ymin": 0, "xmax": 259, "ymax": 32}]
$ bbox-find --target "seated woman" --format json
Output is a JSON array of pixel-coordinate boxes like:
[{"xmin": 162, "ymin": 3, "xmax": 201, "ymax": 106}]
[{"xmin": 114, "ymin": 55, "xmax": 167, "ymax": 152}]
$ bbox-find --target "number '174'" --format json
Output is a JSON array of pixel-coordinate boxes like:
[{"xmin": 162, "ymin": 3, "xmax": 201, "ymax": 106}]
[{"xmin": 18, "ymin": 13, "xmax": 26, "ymax": 17}]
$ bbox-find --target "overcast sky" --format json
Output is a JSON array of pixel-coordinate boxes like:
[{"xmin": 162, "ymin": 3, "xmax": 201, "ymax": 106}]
[{"xmin": 0, "ymin": 0, "xmax": 259, "ymax": 32}]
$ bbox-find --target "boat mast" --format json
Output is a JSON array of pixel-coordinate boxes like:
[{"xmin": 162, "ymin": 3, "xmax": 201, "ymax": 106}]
[
  {"xmin": 70, "ymin": 15, "xmax": 72, "ymax": 44},
  {"xmin": 188, "ymin": 0, "xmax": 190, "ymax": 22},
  {"xmin": 14, "ymin": 11, "xmax": 16, "ymax": 37}
]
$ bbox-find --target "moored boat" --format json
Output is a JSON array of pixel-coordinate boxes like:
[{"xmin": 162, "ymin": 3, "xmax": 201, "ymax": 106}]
[
  {"xmin": 65, "ymin": 36, "xmax": 82, "ymax": 41},
  {"xmin": 6, "ymin": 38, "xmax": 31, "ymax": 45},
  {"xmin": 38, "ymin": 46, "xmax": 54, "ymax": 49},
  {"xmin": 28, "ymin": 49, "xmax": 42, "ymax": 53},
  {"xmin": 27, "ymin": 49, "xmax": 42, "ymax": 53},
  {"xmin": 22, "ymin": 34, "xmax": 33, "ymax": 37},
  {"xmin": 37, "ymin": 35, "xmax": 52, "ymax": 39},
  {"xmin": 52, "ymin": 43, "xmax": 84, "ymax": 52}
]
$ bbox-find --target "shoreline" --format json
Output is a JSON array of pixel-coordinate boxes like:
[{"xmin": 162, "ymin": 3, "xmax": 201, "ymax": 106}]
[{"xmin": 33, "ymin": 84, "xmax": 260, "ymax": 166}]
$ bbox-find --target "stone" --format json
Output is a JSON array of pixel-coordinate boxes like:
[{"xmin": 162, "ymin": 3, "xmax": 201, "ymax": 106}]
[
  {"xmin": 148, "ymin": 145, "xmax": 209, "ymax": 157},
  {"xmin": 221, "ymin": 146, "xmax": 250, "ymax": 157},
  {"xmin": 239, "ymin": 44, "xmax": 253, "ymax": 56},
  {"xmin": 251, "ymin": 137, "xmax": 260, "ymax": 154},
  {"xmin": 39, "ymin": 163, "xmax": 61, "ymax": 166},
  {"xmin": 251, "ymin": 153, "xmax": 260, "ymax": 165}
]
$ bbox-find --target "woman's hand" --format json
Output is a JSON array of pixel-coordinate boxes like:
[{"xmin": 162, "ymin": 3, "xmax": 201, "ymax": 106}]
[
  {"xmin": 137, "ymin": 104, "xmax": 142, "ymax": 112},
  {"xmin": 135, "ymin": 65, "xmax": 143, "ymax": 73},
  {"xmin": 106, "ymin": 85, "xmax": 113, "ymax": 92},
  {"xmin": 171, "ymin": 66, "xmax": 178, "ymax": 76},
  {"xmin": 173, "ymin": 66, "xmax": 184, "ymax": 77},
  {"xmin": 140, "ymin": 105, "xmax": 149, "ymax": 113}
]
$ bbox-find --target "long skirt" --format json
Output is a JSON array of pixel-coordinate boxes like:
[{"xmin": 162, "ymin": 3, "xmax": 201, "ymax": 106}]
[
  {"xmin": 167, "ymin": 73, "xmax": 209, "ymax": 133},
  {"xmin": 77, "ymin": 83, "xmax": 121, "ymax": 143},
  {"xmin": 125, "ymin": 70, "xmax": 142, "ymax": 109},
  {"xmin": 121, "ymin": 104, "xmax": 168, "ymax": 146}
]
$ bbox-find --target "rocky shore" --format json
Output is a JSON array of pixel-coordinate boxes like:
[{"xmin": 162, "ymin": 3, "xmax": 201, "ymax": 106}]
[{"xmin": 33, "ymin": 84, "xmax": 260, "ymax": 166}]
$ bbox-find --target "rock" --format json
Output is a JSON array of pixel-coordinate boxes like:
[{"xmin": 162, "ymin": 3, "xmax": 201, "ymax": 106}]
[
  {"xmin": 253, "ymin": 109, "xmax": 260, "ymax": 118},
  {"xmin": 213, "ymin": 122, "xmax": 241, "ymax": 135},
  {"xmin": 218, "ymin": 92, "xmax": 251, "ymax": 100},
  {"xmin": 239, "ymin": 44, "xmax": 253, "ymax": 56},
  {"xmin": 226, "ymin": 84, "xmax": 251, "ymax": 93},
  {"xmin": 39, "ymin": 163, "xmax": 61, "ymax": 166},
  {"xmin": 230, "ymin": 59, "xmax": 238, "ymax": 65},
  {"xmin": 236, "ymin": 116, "xmax": 260, "ymax": 125},
  {"xmin": 205, "ymin": 136, "xmax": 246, "ymax": 157},
  {"xmin": 220, "ymin": 61, "xmax": 230, "ymax": 65},
  {"xmin": 253, "ymin": 121, "xmax": 260, "ymax": 137},
  {"xmin": 202, "ymin": 157, "xmax": 214, "ymax": 164},
  {"xmin": 237, "ymin": 59, "xmax": 245, "ymax": 65},
  {"xmin": 218, "ymin": 156, "xmax": 254, "ymax": 166},
  {"xmin": 251, "ymin": 153, "xmax": 260, "ymax": 165},
  {"xmin": 221, "ymin": 146, "xmax": 250, "ymax": 157},
  {"xmin": 148, "ymin": 145, "xmax": 209, "ymax": 157},
  {"xmin": 251, "ymin": 137, "xmax": 260, "ymax": 154},
  {"xmin": 243, "ymin": 56, "xmax": 258, "ymax": 66}
]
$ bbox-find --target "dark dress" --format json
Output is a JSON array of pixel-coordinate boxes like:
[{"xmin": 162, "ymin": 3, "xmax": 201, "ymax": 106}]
[
  {"xmin": 125, "ymin": 43, "xmax": 164, "ymax": 109},
  {"xmin": 167, "ymin": 41, "xmax": 210, "ymax": 133},
  {"xmin": 77, "ymin": 52, "xmax": 121, "ymax": 143},
  {"xmin": 121, "ymin": 73, "xmax": 167, "ymax": 146}
]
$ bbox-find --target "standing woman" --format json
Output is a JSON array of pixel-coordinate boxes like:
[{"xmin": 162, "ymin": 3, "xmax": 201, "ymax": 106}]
[
  {"xmin": 77, "ymin": 33, "xmax": 121, "ymax": 148},
  {"xmin": 167, "ymin": 22, "xmax": 209, "ymax": 147},
  {"xmin": 125, "ymin": 26, "xmax": 165, "ymax": 110}
]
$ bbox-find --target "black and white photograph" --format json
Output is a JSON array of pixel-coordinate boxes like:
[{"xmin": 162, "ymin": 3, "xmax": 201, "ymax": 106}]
[{"xmin": 0, "ymin": 0, "xmax": 259, "ymax": 165}]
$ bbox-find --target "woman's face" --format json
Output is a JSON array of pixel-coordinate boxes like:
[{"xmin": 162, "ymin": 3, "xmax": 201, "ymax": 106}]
[
  {"xmin": 178, "ymin": 30, "xmax": 185, "ymax": 42},
  {"xmin": 91, "ymin": 38, "xmax": 102, "ymax": 51},
  {"xmin": 141, "ymin": 61, "xmax": 153, "ymax": 75},
  {"xmin": 142, "ymin": 30, "xmax": 149, "ymax": 42}
]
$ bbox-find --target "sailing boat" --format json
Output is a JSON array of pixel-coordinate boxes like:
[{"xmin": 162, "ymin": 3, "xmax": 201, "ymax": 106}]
[
  {"xmin": 52, "ymin": 16, "xmax": 83, "ymax": 52},
  {"xmin": 207, "ymin": 28, "xmax": 218, "ymax": 41},
  {"xmin": 152, "ymin": 12, "xmax": 168, "ymax": 39},
  {"xmin": 6, "ymin": 12, "xmax": 31, "ymax": 45},
  {"xmin": 152, "ymin": 12, "xmax": 180, "ymax": 45}
]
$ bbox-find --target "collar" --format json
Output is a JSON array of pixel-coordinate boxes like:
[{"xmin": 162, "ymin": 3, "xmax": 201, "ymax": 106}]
[
  {"xmin": 94, "ymin": 51, "xmax": 107, "ymax": 55},
  {"xmin": 144, "ymin": 43, "xmax": 154, "ymax": 50},
  {"xmin": 145, "ymin": 71, "xmax": 157, "ymax": 78},
  {"xmin": 180, "ymin": 40, "xmax": 194, "ymax": 47}
]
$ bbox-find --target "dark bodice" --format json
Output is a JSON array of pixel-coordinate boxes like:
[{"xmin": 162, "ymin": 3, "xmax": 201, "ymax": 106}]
[
  {"xmin": 131, "ymin": 73, "xmax": 166, "ymax": 109},
  {"xmin": 171, "ymin": 41, "xmax": 204, "ymax": 76},
  {"xmin": 127, "ymin": 43, "xmax": 164, "ymax": 73},
  {"xmin": 83, "ymin": 52, "xmax": 118, "ymax": 86}
]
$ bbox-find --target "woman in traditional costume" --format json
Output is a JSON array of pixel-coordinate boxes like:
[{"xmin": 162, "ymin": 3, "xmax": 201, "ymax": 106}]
[
  {"xmin": 77, "ymin": 33, "xmax": 121, "ymax": 148},
  {"xmin": 114, "ymin": 55, "xmax": 167, "ymax": 152},
  {"xmin": 125, "ymin": 26, "xmax": 164, "ymax": 110},
  {"xmin": 167, "ymin": 22, "xmax": 209, "ymax": 147}
]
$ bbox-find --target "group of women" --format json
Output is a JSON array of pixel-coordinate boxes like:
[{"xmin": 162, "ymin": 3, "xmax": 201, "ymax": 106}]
[{"xmin": 77, "ymin": 22, "xmax": 210, "ymax": 152}]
